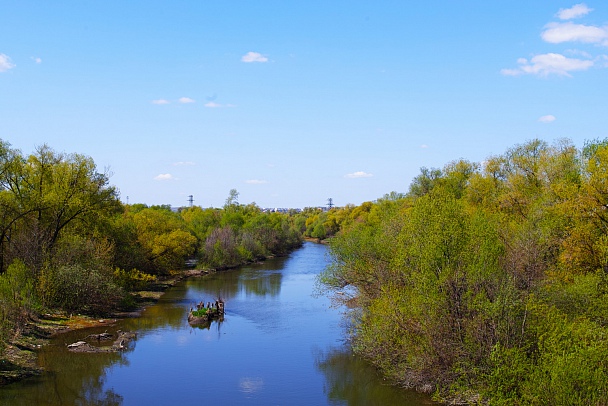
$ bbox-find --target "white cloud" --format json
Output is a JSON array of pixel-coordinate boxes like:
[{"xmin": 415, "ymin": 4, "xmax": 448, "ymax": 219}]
[
  {"xmin": 204, "ymin": 102, "xmax": 236, "ymax": 108},
  {"xmin": 501, "ymin": 53, "xmax": 594, "ymax": 77},
  {"xmin": 504, "ymin": 6, "xmax": 608, "ymax": 80},
  {"xmin": 557, "ymin": 3, "xmax": 592, "ymax": 20},
  {"xmin": 151, "ymin": 99, "xmax": 170, "ymax": 105},
  {"xmin": 345, "ymin": 171, "xmax": 373, "ymax": 179},
  {"xmin": 31, "ymin": 57, "xmax": 42, "ymax": 64},
  {"xmin": 566, "ymin": 48, "xmax": 592, "ymax": 58},
  {"xmin": 178, "ymin": 97, "xmax": 195, "ymax": 104},
  {"xmin": 0, "ymin": 54, "xmax": 15, "ymax": 72},
  {"xmin": 542, "ymin": 22, "xmax": 608, "ymax": 45},
  {"xmin": 241, "ymin": 52, "xmax": 268, "ymax": 63},
  {"xmin": 173, "ymin": 161, "xmax": 196, "ymax": 166},
  {"xmin": 420, "ymin": 144, "xmax": 429, "ymax": 149},
  {"xmin": 538, "ymin": 115, "xmax": 556, "ymax": 123},
  {"xmin": 245, "ymin": 179, "xmax": 268, "ymax": 184},
  {"xmin": 154, "ymin": 173, "xmax": 177, "ymax": 181}
]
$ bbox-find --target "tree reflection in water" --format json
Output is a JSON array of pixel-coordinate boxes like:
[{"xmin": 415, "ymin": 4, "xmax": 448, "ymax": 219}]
[
  {"xmin": 0, "ymin": 333, "xmax": 131, "ymax": 406},
  {"xmin": 187, "ymin": 257, "xmax": 287, "ymax": 301},
  {"xmin": 0, "ymin": 243, "xmax": 435, "ymax": 405},
  {"xmin": 315, "ymin": 347, "xmax": 438, "ymax": 406}
]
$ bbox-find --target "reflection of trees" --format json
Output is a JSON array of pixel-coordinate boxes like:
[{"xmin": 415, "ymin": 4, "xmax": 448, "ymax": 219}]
[
  {"xmin": 121, "ymin": 301, "xmax": 187, "ymax": 332},
  {"xmin": 187, "ymin": 271, "xmax": 241, "ymax": 300},
  {"xmin": 315, "ymin": 347, "xmax": 436, "ymax": 406},
  {"xmin": 187, "ymin": 257, "xmax": 287, "ymax": 300},
  {"xmin": 0, "ymin": 256, "xmax": 292, "ymax": 405},
  {"xmin": 238, "ymin": 271, "xmax": 282, "ymax": 297},
  {"xmin": 0, "ymin": 337, "xmax": 129, "ymax": 406}
]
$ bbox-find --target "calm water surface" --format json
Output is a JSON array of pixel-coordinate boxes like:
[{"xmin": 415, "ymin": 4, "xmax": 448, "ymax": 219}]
[{"xmin": 0, "ymin": 242, "xmax": 435, "ymax": 405}]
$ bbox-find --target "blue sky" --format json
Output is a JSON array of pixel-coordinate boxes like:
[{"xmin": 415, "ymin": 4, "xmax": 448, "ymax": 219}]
[{"xmin": 2, "ymin": 2, "xmax": 607, "ymax": 208}]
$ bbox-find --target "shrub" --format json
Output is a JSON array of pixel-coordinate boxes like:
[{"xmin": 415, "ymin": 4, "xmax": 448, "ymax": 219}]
[
  {"xmin": 39, "ymin": 265, "xmax": 124, "ymax": 315},
  {"xmin": 191, "ymin": 308, "xmax": 208, "ymax": 317},
  {"xmin": 0, "ymin": 260, "xmax": 35, "ymax": 352},
  {"xmin": 113, "ymin": 267, "xmax": 157, "ymax": 291}
]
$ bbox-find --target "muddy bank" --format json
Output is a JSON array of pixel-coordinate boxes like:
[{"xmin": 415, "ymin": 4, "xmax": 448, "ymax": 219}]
[{"xmin": 67, "ymin": 330, "xmax": 137, "ymax": 353}]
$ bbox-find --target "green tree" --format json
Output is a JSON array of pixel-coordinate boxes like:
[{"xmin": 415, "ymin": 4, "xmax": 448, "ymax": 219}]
[
  {"xmin": 0, "ymin": 144, "xmax": 120, "ymax": 274},
  {"xmin": 128, "ymin": 206, "xmax": 197, "ymax": 273}
]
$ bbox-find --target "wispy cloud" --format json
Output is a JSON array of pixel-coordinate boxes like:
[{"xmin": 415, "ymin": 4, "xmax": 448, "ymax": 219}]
[
  {"xmin": 345, "ymin": 171, "xmax": 373, "ymax": 179},
  {"xmin": 204, "ymin": 102, "xmax": 236, "ymax": 108},
  {"xmin": 241, "ymin": 52, "xmax": 268, "ymax": 63},
  {"xmin": 245, "ymin": 179, "xmax": 268, "ymax": 184},
  {"xmin": 173, "ymin": 161, "xmax": 196, "ymax": 166},
  {"xmin": 154, "ymin": 173, "xmax": 177, "ymax": 181},
  {"xmin": 557, "ymin": 3, "xmax": 592, "ymax": 20},
  {"xmin": 420, "ymin": 144, "xmax": 429, "ymax": 149},
  {"xmin": 178, "ymin": 97, "xmax": 195, "ymax": 104},
  {"xmin": 151, "ymin": 99, "xmax": 170, "ymax": 105},
  {"xmin": 539, "ymin": 114, "xmax": 556, "ymax": 123},
  {"xmin": 501, "ymin": 53, "xmax": 593, "ymax": 77},
  {"xmin": 31, "ymin": 57, "xmax": 42, "ymax": 64},
  {"xmin": 0, "ymin": 54, "xmax": 15, "ymax": 72}
]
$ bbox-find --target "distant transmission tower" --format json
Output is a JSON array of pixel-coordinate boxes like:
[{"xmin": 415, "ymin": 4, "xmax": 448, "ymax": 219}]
[
  {"xmin": 327, "ymin": 197, "xmax": 334, "ymax": 209},
  {"xmin": 188, "ymin": 195, "xmax": 194, "ymax": 207}
]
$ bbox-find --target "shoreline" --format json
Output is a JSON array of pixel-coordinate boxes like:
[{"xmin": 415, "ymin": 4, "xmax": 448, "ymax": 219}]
[
  {"xmin": 0, "ymin": 247, "xmax": 304, "ymax": 387},
  {"xmin": 0, "ymin": 267, "xmax": 213, "ymax": 386}
]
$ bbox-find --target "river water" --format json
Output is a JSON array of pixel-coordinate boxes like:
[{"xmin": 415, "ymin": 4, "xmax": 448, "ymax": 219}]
[{"xmin": 0, "ymin": 242, "xmax": 435, "ymax": 405}]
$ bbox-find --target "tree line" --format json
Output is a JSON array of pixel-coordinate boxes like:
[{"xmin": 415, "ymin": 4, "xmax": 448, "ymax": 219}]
[
  {"xmin": 0, "ymin": 140, "xmax": 304, "ymax": 352},
  {"xmin": 319, "ymin": 138, "xmax": 608, "ymax": 405}
]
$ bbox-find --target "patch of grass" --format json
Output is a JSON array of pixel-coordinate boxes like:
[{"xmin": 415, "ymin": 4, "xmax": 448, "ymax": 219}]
[{"xmin": 191, "ymin": 308, "xmax": 209, "ymax": 317}]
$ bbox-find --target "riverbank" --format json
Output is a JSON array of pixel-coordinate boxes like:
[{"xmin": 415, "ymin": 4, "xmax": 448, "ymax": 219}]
[
  {"xmin": 0, "ymin": 267, "xmax": 212, "ymax": 386},
  {"xmin": 0, "ymin": 244, "xmax": 304, "ymax": 387}
]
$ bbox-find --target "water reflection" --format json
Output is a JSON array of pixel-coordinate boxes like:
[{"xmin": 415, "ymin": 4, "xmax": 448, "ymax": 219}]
[
  {"xmin": 315, "ymin": 347, "xmax": 438, "ymax": 406},
  {"xmin": 187, "ymin": 258, "xmax": 286, "ymax": 301},
  {"xmin": 0, "ymin": 327, "xmax": 131, "ymax": 405},
  {"xmin": 0, "ymin": 243, "xmax": 434, "ymax": 405},
  {"xmin": 187, "ymin": 315, "xmax": 224, "ymax": 331},
  {"xmin": 239, "ymin": 377, "xmax": 265, "ymax": 394}
]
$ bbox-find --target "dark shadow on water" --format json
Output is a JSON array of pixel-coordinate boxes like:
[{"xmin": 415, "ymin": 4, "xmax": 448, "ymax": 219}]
[
  {"xmin": 0, "ymin": 328, "xmax": 132, "ymax": 405},
  {"xmin": 315, "ymin": 346, "xmax": 439, "ymax": 406}
]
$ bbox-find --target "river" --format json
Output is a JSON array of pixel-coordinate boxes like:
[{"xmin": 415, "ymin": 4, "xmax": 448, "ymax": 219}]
[{"xmin": 0, "ymin": 242, "xmax": 435, "ymax": 405}]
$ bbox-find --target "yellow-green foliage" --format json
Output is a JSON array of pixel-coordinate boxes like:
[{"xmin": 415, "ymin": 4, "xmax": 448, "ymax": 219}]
[
  {"xmin": 113, "ymin": 268, "xmax": 157, "ymax": 291},
  {"xmin": 197, "ymin": 195, "xmax": 303, "ymax": 269},
  {"xmin": 0, "ymin": 260, "xmax": 34, "ymax": 350},
  {"xmin": 321, "ymin": 138, "xmax": 608, "ymax": 403}
]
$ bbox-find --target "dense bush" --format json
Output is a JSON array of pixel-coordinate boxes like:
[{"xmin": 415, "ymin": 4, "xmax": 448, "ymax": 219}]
[
  {"xmin": 195, "ymin": 205, "xmax": 303, "ymax": 269},
  {"xmin": 0, "ymin": 260, "xmax": 35, "ymax": 348},
  {"xmin": 113, "ymin": 268, "xmax": 157, "ymax": 292},
  {"xmin": 38, "ymin": 265, "xmax": 124, "ymax": 315},
  {"xmin": 320, "ymin": 139, "xmax": 608, "ymax": 403}
]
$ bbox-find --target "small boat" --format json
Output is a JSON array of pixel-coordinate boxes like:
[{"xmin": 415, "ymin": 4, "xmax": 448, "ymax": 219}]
[{"xmin": 188, "ymin": 298, "xmax": 225, "ymax": 325}]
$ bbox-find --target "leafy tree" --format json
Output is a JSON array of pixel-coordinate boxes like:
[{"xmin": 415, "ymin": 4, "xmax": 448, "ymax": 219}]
[
  {"xmin": 128, "ymin": 206, "xmax": 197, "ymax": 273},
  {"xmin": 0, "ymin": 144, "xmax": 120, "ymax": 274},
  {"xmin": 320, "ymin": 138, "xmax": 608, "ymax": 402}
]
